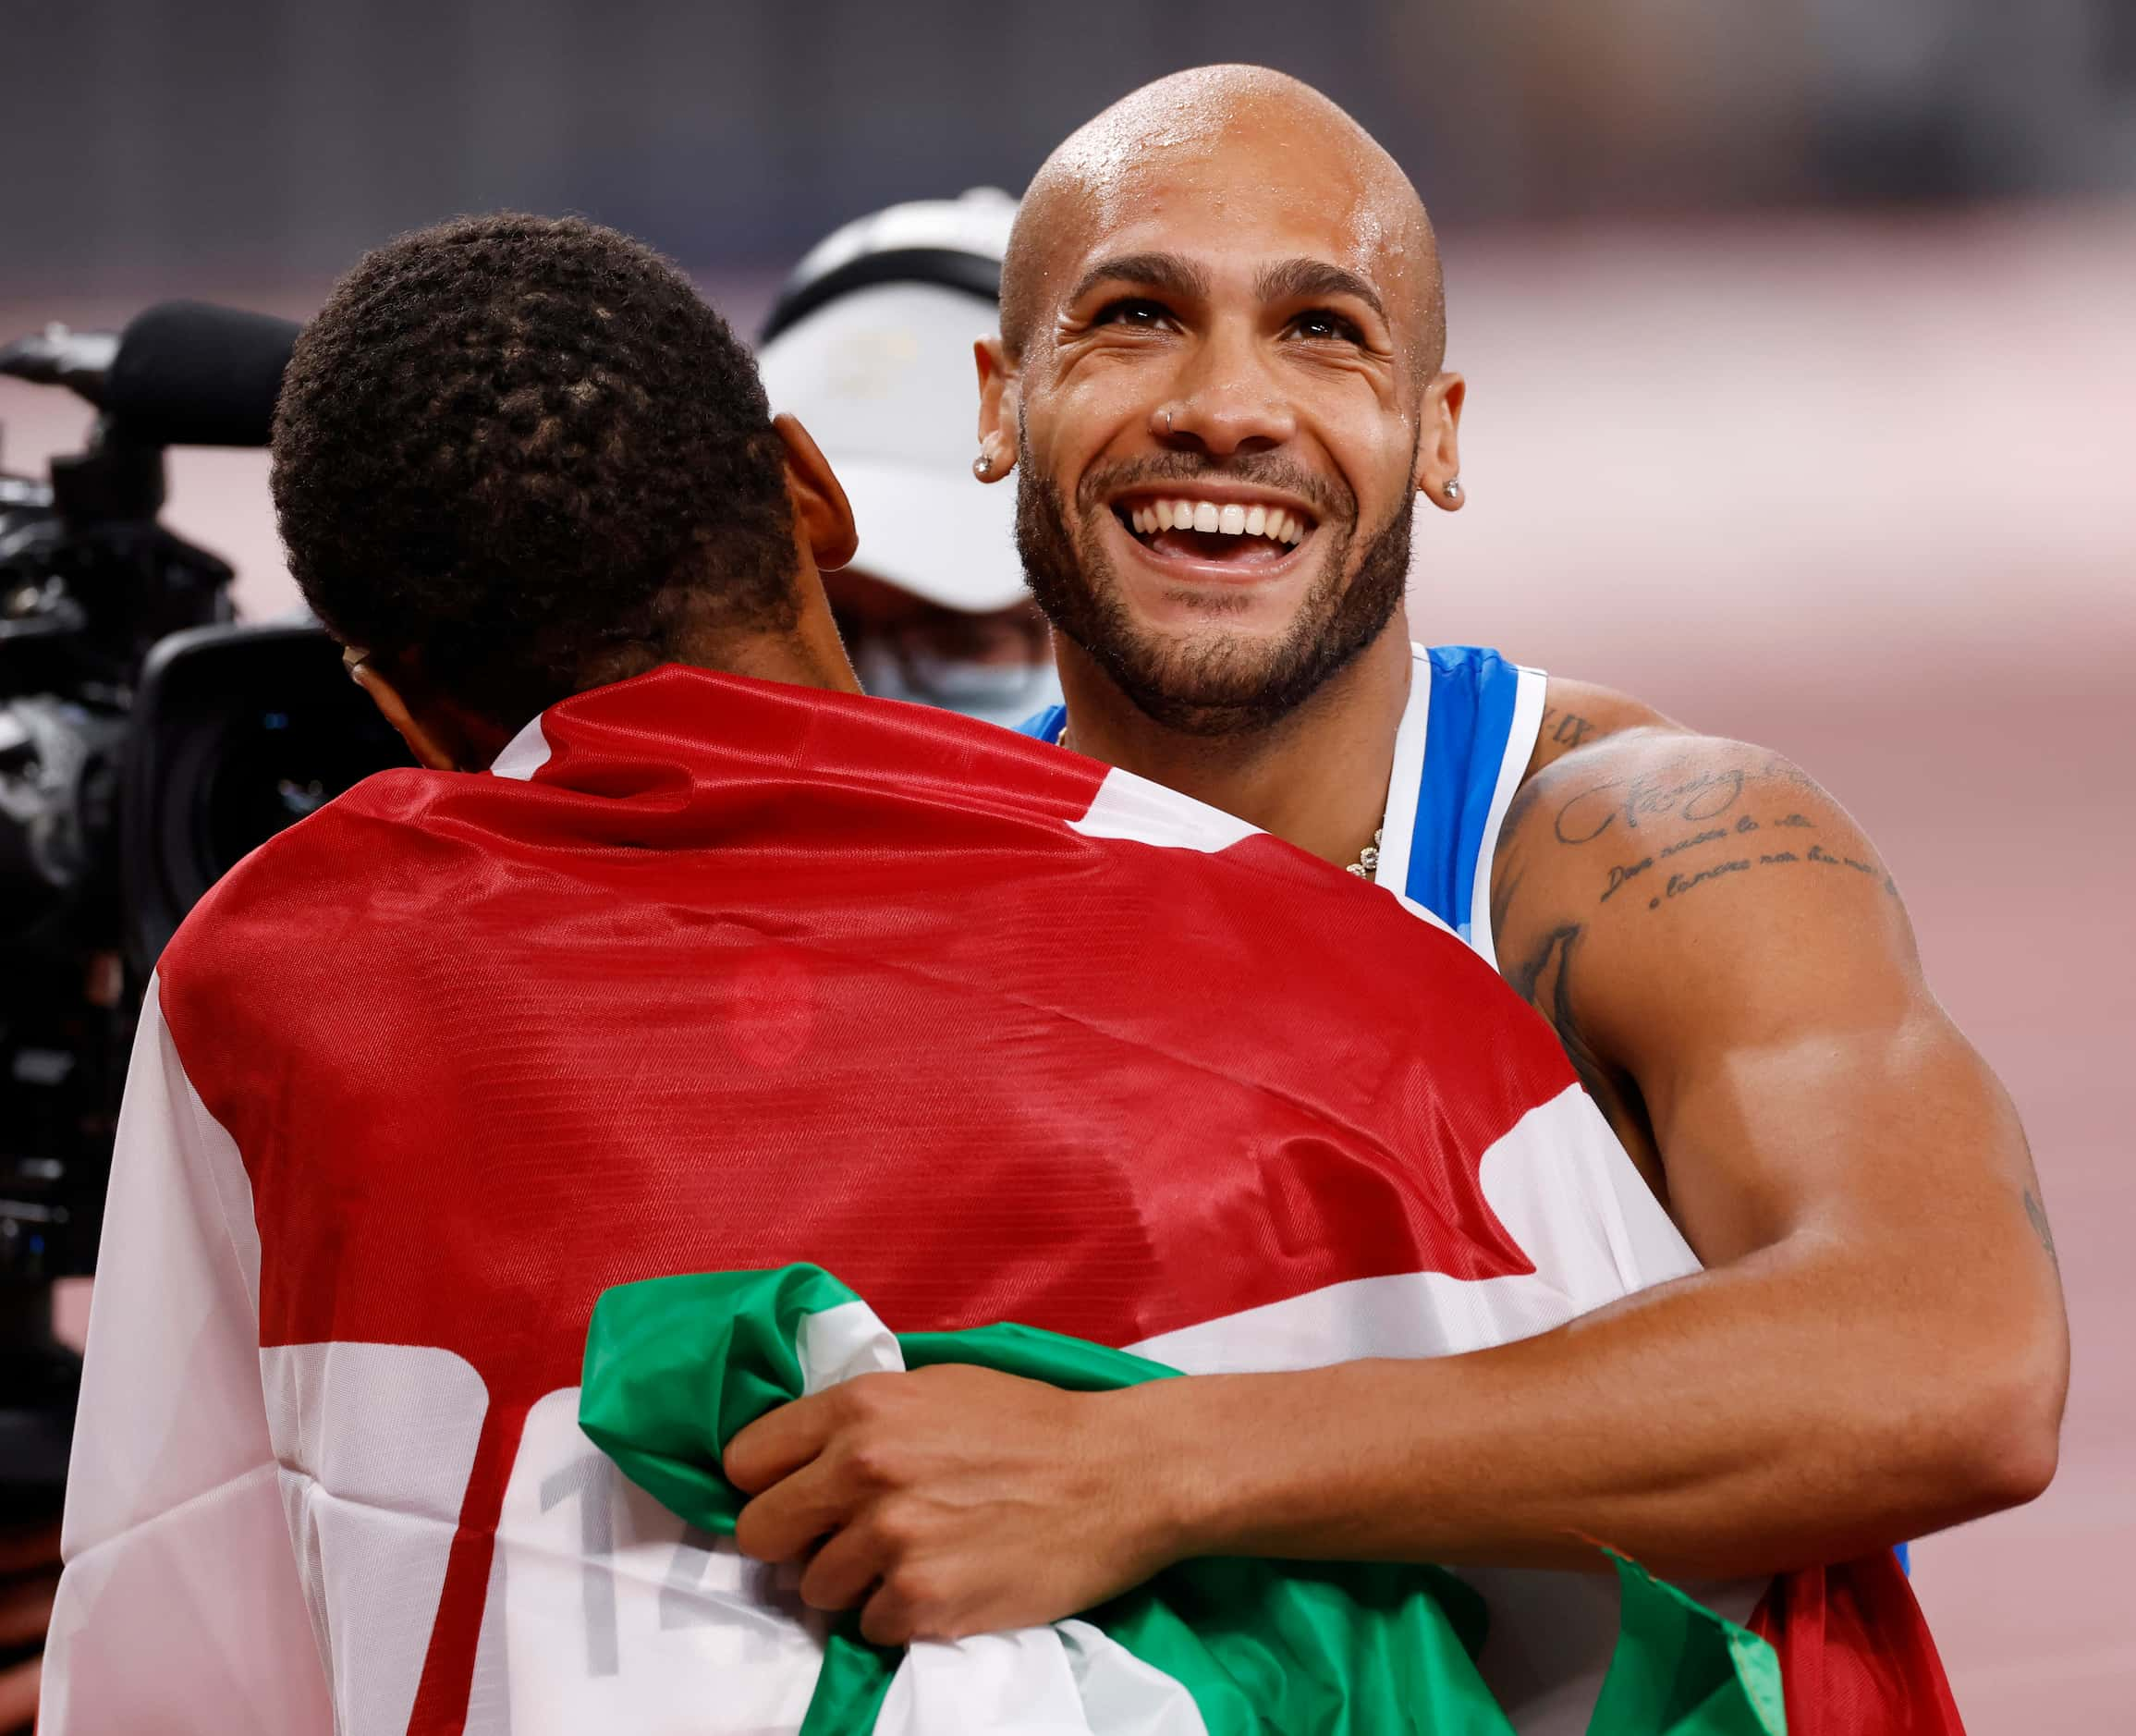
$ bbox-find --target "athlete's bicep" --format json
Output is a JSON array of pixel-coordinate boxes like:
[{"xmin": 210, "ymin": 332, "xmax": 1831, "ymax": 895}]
[{"xmin": 1492, "ymin": 735, "xmax": 2057, "ymax": 1283}]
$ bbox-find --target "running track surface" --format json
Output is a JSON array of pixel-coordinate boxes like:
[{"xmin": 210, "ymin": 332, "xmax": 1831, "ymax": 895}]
[{"xmin": 11, "ymin": 206, "xmax": 2131, "ymax": 1729}]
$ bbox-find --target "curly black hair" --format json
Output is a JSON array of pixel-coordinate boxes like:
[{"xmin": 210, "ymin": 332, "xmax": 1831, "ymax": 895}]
[{"xmin": 272, "ymin": 213, "xmax": 798, "ymax": 727}]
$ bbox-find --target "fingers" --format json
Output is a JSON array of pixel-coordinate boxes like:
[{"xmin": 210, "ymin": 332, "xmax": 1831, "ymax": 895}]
[
  {"xmin": 796, "ymin": 1518, "xmax": 888, "ymax": 1615},
  {"xmin": 724, "ymin": 1389, "xmax": 839, "ymax": 1496},
  {"xmin": 859, "ymin": 1564, "xmax": 956, "ymax": 1648},
  {"xmin": 734, "ymin": 1456, "xmax": 855, "ymax": 1565}
]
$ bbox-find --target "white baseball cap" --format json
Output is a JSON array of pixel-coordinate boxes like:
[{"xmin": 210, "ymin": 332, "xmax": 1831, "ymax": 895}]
[{"xmin": 755, "ymin": 189, "xmax": 1028, "ymax": 614}]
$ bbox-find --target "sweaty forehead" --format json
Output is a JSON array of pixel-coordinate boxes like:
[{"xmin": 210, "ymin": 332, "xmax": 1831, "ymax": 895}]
[{"xmin": 1007, "ymin": 67, "xmax": 1439, "ymax": 362}]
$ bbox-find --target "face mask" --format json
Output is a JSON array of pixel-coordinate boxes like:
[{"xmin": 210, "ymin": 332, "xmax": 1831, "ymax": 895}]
[{"xmin": 850, "ymin": 639, "xmax": 1062, "ymax": 730}]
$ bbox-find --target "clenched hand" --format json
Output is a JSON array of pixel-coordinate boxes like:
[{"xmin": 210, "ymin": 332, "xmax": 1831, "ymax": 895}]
[{"xmin": 723, "ymin": 1365, "xmax": 1186, "ymax": 1645}]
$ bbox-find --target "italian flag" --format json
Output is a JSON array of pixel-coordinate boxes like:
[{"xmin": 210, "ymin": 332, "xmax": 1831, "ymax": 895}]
[
  {"xmin": 582, "ymin": 1264, "xmax": 1788, "ymax": 1735},
  {"xmin": 46, "ymin": 666, "xmax": 1960, "ymax": 1734}
]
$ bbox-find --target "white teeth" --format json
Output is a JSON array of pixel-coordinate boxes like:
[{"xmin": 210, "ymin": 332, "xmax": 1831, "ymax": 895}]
[{"xmin": 1127, "ymin": 498, "xmax": 1312, "ymax": 544}]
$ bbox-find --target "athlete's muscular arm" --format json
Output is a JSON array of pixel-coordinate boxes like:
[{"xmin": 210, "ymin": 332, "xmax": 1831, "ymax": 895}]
[
  {"xmin": 1457, "ymin": 727, "xmax": 2066, "ymax": 1537},
  {"xmin": 725, "ymin": 718, "xmax": 2068, "ymax": 1643},
  {"xmin": 1167, "ymin": 731, "xmax": 2067, "ymax": 1572}
]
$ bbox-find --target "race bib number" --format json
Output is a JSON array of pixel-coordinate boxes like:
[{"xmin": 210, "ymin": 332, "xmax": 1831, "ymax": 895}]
[{"xmin": 477, "ymin": 1388, "xmax": 828, "ymax": 1733}]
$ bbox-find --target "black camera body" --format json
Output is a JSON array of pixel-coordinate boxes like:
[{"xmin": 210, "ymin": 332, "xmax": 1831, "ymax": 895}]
[{"xmin": 0, "ymin": 307, "xmax": 404, "ymax": 1511}]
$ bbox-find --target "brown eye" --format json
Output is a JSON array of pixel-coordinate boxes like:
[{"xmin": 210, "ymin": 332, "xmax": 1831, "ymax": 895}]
[
  {"xmin": 1093, "ymin": 299, "xmax": 1172, "ymax": 330},
  {"xmin": 1290, "ymin": 309, "xmax": 1362, "ymax": 343}
]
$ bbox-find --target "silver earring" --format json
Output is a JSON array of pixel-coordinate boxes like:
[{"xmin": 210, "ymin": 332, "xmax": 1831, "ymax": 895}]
[
  {"xmin": 973, "ymin": 452, "xmax": 994, "ymax": 479},
  {"xmin": 1442, "ymin": 477, "xmax": 1462, "ymax": 503}
]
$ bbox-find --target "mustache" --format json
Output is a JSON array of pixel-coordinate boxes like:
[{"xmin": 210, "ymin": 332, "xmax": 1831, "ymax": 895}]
[{"xmin": 1074, "ymin": 452, "xmax": 1351, "ymax": 524}]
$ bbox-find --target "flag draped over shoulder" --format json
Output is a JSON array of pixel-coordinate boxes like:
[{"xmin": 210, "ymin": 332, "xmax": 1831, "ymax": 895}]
[
  {"xmin": 44, "ymin": 665, "xmax": 1961, "ymax": 1734},
  {"xmin": 580, "ymin": 1264, "xmax": 1788, "ymax": 1736}
]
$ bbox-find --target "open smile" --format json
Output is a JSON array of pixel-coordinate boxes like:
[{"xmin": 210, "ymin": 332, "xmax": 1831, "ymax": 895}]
[{"xmin": 1108, "ymin": 485, "xmax": 1320, "ymax": 581}]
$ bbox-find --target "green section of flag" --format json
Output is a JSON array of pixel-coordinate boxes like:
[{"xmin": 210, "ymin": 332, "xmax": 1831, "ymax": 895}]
[{"xmin": 580, "ymin": 1265, "xmax": 1785, "ymax": 1735}]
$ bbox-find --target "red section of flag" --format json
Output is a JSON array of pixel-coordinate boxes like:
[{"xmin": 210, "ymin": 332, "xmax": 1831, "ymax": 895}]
[
  {"xmin": 1751, "ymin": 1555, "xmax": 1968, "ymax": 1733},
  {"xmin": 159, "ymin": 666, "xmax": 1568, "ymax": 1729}
]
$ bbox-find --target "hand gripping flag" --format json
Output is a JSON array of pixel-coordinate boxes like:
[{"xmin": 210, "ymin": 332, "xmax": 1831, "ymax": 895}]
[
  {"xmin": 580, "ymin": 1264, "xmax": 1788, "ymax": 1736},
  {"xmin": 45, "ymin": 665, "xmax": 1960, "ymax": 1733}
]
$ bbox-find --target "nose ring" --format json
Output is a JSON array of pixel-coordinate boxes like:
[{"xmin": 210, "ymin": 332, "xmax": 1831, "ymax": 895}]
[{"xmin": 1164, "ymin": 408, "xmax": 1174, "ymax": 437}]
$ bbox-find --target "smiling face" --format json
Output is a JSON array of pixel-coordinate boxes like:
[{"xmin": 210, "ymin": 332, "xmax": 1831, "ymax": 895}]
[{"xmin": 986, "ymin": 67, "xmax": 1464, "ymax": 736}]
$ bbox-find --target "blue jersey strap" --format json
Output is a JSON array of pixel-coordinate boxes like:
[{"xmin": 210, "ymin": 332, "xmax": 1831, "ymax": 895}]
[
  {"xmin": 1019, "ymin": 651, "xmax": 1546, "ymax": 967},
  {"xmin": 1017, "ymin": 703, "xmax": 1068, "ymax": 742},
  {"xmin": 1376, "ymin": 646, "xmax": 1547, "ymax": 969}
]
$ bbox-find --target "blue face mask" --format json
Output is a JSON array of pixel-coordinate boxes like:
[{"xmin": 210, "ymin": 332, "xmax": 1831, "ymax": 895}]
[{"xmin": 850, "ymin": 639, "xmax": 1063, "ymax": 731}]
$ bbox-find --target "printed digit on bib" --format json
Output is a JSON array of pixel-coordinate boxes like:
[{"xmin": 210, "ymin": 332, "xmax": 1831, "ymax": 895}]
[{"xmin": 482, "ymin": 1389, "xmax": 828, "ymax": 1733}]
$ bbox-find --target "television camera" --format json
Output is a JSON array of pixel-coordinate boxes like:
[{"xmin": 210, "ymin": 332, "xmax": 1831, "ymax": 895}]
[{"xmin": 0, "ymin": 302, "xmax": 404, "ymax": 1513}]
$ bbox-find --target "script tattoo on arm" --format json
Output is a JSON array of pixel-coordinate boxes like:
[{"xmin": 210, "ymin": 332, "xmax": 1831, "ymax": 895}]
[
  {"xmin": 1554, "ymin": 758, "xmax": 1899, "ymax": 912},
  {"xmin": 1493, "ymin": 739, "xmax": 1909, "ymax": 1143}
]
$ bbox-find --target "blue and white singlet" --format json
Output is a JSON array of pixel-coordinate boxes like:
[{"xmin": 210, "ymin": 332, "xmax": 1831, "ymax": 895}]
[{"xmin": 1018, "ymin": 642, "xmax": 1548, "ymax": 969}]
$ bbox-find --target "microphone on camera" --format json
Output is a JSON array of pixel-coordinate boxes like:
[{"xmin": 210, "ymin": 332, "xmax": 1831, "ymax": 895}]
[{"xmin": 99, "ymin": 301, "xmax": 303, "ymax": 448}]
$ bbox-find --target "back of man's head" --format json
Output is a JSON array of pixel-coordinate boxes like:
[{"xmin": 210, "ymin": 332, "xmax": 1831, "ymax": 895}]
[{"xmin": 273, "ymin": 214, "xmax": 799, "ymax": 732}]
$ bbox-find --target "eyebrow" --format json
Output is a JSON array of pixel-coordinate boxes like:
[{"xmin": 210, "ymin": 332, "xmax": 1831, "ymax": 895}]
[
  {"xmin": 1253, "ymin": 258, "xmax": 1388, "ymax": 326},
  {"xmin": 1068, "ymin": 251, "xmax": 1214, "ymax": 307}
]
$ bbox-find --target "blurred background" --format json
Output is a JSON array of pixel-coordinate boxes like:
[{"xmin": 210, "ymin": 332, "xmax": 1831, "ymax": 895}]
[{"xmin": 4, "ymin": 2, "xmax": 2130, "ymax": 1727}]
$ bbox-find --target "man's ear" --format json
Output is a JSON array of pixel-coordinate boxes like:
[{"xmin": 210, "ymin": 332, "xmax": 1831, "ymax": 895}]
[
  {"xmin": 1415, "ymin": 372, "xmax": 1467, "ymax": 512},
  {"xmin": 349, "ymin": 657, "xmax": 462, "ymax": 772},
  {"xmin": 773, "ymin": 413, "xmax": 860, "ymax": 572},
  {"xmin": 973, "ymin": 336, "xmax": 1018, "ymax": 485}
]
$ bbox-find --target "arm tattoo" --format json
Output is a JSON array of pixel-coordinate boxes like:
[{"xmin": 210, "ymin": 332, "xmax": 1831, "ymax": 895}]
[
  {"xmin": 1502, "ymin": 920, "xmax": 1615, "ymax": 1110},
  {"xmin": 1539, "ymin": 704, "xmax": 1598, "ymax": 750},
  {"xmin": 1551, "ymin": 766, "xmax": 1747, "ymax": 845},
  {"xmin": 1591, "ymin": 825, "xmax": 1900, "ymax": 911},
  {"xmin": 2023, "ymin": 1188, "xmax": 2058, "ymax": 1269}
]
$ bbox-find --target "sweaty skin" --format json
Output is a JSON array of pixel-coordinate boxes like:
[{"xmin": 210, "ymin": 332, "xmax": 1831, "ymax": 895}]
[{"xmin": 724, "ymin": 66, "xmax": 2069, "ymax": 1649}]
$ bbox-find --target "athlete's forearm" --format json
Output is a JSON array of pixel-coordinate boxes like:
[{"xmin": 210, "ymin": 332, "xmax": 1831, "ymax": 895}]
[{"xmin": 1129, "ymin": 1230, "xmax": 2064, "ymax": 1581}]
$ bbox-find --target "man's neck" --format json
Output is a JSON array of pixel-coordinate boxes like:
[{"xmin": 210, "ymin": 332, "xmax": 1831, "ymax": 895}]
[{"xmin": 1056, "ymin": 618, "xmax": 1414, "ymax": 870}]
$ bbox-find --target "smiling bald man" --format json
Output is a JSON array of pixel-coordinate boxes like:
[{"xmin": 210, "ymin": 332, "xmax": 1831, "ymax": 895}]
[{"xmin": 723, "ymin": 67, "xmax": 2068, "ymax": 1730}]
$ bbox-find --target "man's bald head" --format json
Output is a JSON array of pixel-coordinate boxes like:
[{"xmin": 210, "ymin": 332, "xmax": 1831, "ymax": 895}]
[
  {"xmin": 1001, "ymin": 65, "xmax": 1446, "ymax": 380},
  {"xmin": 977, "ymin": 66, "xmax": 1469, "ymax": 741}
]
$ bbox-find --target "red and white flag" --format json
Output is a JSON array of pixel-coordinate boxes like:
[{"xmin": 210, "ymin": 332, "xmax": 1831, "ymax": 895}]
[{"xmin": 46, "ymin": 666, "xmax": 1957, "ymax": 1733}]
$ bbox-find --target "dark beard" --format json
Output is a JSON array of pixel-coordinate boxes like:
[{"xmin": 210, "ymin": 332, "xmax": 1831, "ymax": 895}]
[{"xmin": 1014, "ymin": 448, "xmax": 1413, "ymax": 738}]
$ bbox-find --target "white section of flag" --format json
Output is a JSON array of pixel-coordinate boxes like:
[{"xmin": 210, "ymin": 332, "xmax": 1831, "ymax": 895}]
[
  {"xmin": 49, "ymin": 981, "xmax": 1747, "ymax": 1736},
  {"xmin": 44, "ymin": 984, "xmax": 333, "ymax": 1734},
  {"xmin": 261, "ymin": 1341, "xmax": 489, "ymax": 1734},
  {"xmin": 1068, "ymin": 766, "xmax": 1260, "ymax": 854},
  {"xmin": 1129, "ymin": 1084, "xmax": 1699, "ymax": 1374},
  {"xmin": 471, "ymin": 1387, "xmax": 829, "ymax": 1734}
]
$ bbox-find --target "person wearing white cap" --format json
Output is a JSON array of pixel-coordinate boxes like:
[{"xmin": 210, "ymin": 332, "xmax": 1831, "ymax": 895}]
[{"xmin": 755, "ymin": 189, "xmax": 1060, "ymax": 727}]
